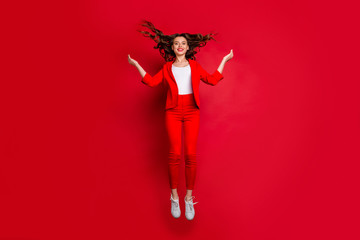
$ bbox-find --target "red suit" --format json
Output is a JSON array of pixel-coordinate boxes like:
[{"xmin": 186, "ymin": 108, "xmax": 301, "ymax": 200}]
[{"xmin": 141, "ymin": 58, "xmax": 224, "ymax": 190}]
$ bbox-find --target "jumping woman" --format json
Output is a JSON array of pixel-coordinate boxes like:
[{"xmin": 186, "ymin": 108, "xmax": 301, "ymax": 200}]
[{"xmin": 127, "ymin": 20, "xmax": 234, "ymax": 220}]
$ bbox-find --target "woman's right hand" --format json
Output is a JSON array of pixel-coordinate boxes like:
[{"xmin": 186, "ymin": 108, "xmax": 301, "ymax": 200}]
[{"xmin": 128, "ymin": 54, "xmax": 138, "ymax": 66}]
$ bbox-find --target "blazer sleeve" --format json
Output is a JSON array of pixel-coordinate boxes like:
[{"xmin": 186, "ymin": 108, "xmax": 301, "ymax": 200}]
[
  {"xmin": 198, "ymin": 62, "xmax": 224, "ymax": 86},
  {"xmin": 141, "ymin": 67, "xmax": 164, "ymax": 87}
]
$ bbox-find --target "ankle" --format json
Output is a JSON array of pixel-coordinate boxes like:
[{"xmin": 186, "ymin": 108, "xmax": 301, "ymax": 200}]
[
  {"xmin": 185, "ymin": 196, "xmax": 192, "ymax": 201},
  {"xmin": 171, "ymin": 193, "xmax": 179, "ymax": 200}
]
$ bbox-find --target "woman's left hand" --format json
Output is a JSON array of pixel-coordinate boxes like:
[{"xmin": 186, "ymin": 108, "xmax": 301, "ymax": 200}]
[{"xmin": 223, "ymin": 49, "xmax": 234, "ymax": 62}]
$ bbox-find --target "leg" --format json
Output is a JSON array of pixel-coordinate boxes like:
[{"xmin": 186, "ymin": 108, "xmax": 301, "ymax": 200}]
[
  {"xmin": 183, "ymin": 107, "xmax": 200, "ymax": 195},
  {"xmin": 165, "ymin": 109, "xmax": 182, "ymax": 199}
]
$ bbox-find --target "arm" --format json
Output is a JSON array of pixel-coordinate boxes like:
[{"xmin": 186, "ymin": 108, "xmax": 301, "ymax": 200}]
[
  {"xmin": 216, "ymin": 57, "xmax": 227, "ymax": 75},
  {"xmin": 128, "ymin": 54, "xmax": 163, "ymax": 87},
  {"xmin": 199, "ymin": 49, "xmax": 234, "ymax": 86},
  {"xmin": 198, "ymin": 61, "xmax": 224, "ymax": 86},
  {"xmin": 217, "ymin": 49, "xmax": 233, "ymax": 75},
  {"xmin": 140, "ymin": 65, "xmax": 164, "ymax": 88}
]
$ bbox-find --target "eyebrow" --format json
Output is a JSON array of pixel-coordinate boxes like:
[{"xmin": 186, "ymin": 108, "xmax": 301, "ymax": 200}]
[{"xmin": 174, "ymin": 41, "xmax": 186, "ymax": 43}]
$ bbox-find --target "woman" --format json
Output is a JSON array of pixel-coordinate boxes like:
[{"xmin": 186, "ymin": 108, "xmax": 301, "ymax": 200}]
[{"xmin": 128, "ymin": 20, "xmax": 233, "ymax": 220}]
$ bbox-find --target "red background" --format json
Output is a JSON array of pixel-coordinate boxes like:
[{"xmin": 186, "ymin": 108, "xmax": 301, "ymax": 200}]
[{"xmin": 1, "ymin": 0, "xmax": 359, "ymax": 239}]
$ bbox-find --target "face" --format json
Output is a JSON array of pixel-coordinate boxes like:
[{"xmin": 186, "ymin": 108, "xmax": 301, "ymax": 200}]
[{"xmin": 172, "ymin": 36, "xmax": 189, "ymax": 56}]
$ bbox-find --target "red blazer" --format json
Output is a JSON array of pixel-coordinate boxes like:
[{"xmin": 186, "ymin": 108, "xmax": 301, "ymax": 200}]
[{"xmin": 141, "ymin": 58, "xmax": 224, "ymax": 110}]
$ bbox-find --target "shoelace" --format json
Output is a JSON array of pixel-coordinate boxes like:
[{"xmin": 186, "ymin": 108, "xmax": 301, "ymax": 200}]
[
  {"xmin": 170, "ymin": 196, "xmax": 179, "ymax": 208},
  {"xmin": 185, "ymin": 196, "xmax": 199, "ymax": 211}
]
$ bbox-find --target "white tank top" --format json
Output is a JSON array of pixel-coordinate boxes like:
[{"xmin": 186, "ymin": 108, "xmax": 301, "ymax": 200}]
[{"xmin": 171, "ymin": 64, "xmax": 193, "ymax": 95}]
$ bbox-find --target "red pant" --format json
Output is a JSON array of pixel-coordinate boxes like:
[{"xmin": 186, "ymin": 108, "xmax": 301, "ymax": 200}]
[{"xmin": 165, "ymin": 93, "xmax": 200, "ymax": 190}]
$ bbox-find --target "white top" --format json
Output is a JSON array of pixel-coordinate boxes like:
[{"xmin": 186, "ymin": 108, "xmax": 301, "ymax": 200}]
[{"xmin": 171, "ymin": 64, "xmax": 193, "ymax": 95}]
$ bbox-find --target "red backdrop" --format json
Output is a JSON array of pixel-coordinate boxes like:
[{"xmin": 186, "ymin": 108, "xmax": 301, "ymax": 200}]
[{"xmin": 1, "ymin": 0, "xmax": 359, "ymax": 239}]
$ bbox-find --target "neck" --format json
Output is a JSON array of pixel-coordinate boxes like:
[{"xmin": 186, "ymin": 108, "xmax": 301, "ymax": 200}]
[{"xmin": 174, "ymin": 56, "xmax": 188, "ymax": 63}]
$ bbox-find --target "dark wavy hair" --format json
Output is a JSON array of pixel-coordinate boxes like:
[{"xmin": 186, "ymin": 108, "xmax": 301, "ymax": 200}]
[{"xmin": 137, "ymin": 20, "xmax": 218, "ymax": 62}]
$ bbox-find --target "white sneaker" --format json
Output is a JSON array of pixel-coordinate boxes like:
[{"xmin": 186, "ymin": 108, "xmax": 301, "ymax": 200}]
[
  {"xmin": 184, "ymin": 196, "xmax": 198, "ymax": 220},
  {"xmin": 170, "ymin": 194, "xmax": 181, "ymax": 218}
]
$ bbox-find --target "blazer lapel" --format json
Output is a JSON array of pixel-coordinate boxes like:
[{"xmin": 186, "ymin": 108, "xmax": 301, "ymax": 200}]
[
  {"xmin": 167, "ymin": 59, "xmax": 177, "ymax": 84},
  {"xmin": 188, "ymin": 59, "xmax": 197, "ymax": 93}
]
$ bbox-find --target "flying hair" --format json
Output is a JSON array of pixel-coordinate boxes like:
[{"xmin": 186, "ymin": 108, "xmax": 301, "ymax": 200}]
[{"xmin": 137, "ymin": 20, "xmax": 219, "ymax": 61}]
